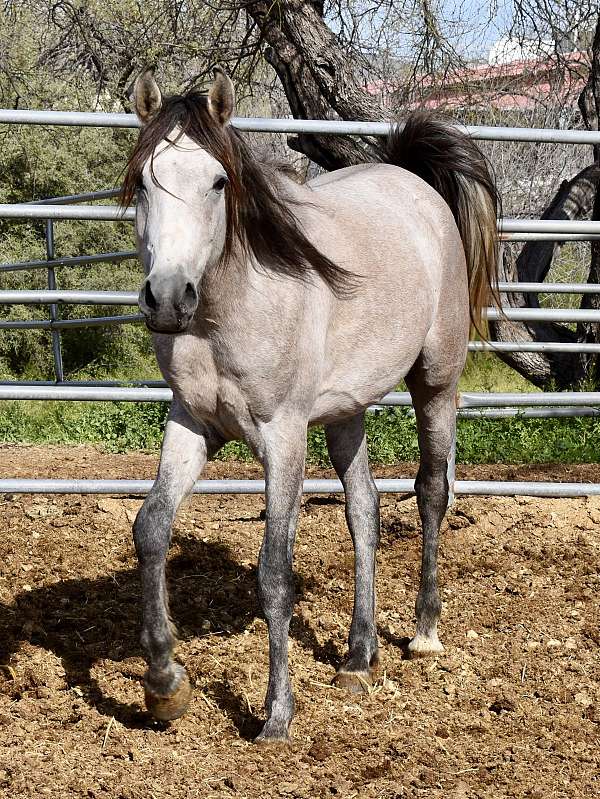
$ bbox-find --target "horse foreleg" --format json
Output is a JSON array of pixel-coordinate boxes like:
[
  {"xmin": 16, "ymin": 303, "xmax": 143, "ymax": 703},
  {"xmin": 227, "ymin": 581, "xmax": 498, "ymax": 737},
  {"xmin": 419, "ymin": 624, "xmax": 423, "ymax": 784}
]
[
  {"xmin": 132, "ymin": 402, "xmax": 222, "ymax": 720},
  {"xmin": 254, "ymin": 419, "xmax": 306, "ymax": 744},
  {"xmin": 325, "ymin": 414, "xmax": 380, "ymax": 693}
]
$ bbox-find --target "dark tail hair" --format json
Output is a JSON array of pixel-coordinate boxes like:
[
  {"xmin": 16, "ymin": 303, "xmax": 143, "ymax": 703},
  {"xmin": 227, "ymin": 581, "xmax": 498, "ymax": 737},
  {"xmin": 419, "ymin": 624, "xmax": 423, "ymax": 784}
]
[{"xmin": 377, "ymin": 112, "xmax": 500, "ymax": 333}]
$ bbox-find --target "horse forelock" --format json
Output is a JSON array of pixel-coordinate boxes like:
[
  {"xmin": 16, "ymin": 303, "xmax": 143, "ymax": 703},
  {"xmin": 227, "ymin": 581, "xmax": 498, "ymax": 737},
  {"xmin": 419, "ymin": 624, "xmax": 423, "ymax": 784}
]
[
  {"xmin": 121, "ymin": 91, "xmax": 239, "ymax": 265},
  {"xmin": 121, "ymin": 89, "xmax": 357, "ymax": 297}
]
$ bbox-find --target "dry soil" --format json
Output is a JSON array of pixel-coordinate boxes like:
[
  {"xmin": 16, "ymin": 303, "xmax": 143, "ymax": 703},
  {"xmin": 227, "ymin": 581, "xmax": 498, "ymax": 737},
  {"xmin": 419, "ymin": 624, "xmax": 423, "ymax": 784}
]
[{"xmin": 0, "ymin": 445, "xmax": 599, "ymax": 798}]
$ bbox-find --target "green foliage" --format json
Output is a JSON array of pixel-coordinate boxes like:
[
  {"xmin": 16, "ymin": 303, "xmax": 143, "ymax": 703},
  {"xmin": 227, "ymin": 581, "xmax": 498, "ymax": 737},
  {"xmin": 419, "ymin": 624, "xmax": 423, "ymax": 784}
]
[
  {"xmin": 0, "ymin": 5, "xmax": 154, "ymax": 381},
  {"xmin": 456, "ymin": 415, "xmax": 600, "ymax": 463},
  {"xmin": 0, "ymin": 3, "xmax": 275, "ymax": 383},
  {"xmin": 0, "ymin": 400, "xmax": 169, "ymax": 452},
  {"xmin": 361, "ymin": 411, "xmax": 600, "ymax": 466},
  {"xmin": 1, "ymin": 399, "xmax": 600, "ymax": 465},
  {"xmin": 0, "ymin": 3, "xmax": 596, "ymax": 469},
  {"xmin": 0, "ymin": 120, "xmax": 146, "ymax": 379},
  {"xmin": 459, "ymin": 352, "xmax": 535, "ymax": 393}
]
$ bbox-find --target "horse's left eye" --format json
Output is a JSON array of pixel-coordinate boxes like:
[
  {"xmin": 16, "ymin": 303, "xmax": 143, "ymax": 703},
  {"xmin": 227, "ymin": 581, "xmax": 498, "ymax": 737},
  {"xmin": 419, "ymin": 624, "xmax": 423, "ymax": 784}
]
[{"xmin": 212, "ymin": 175, "xmax": 228, "ymax": 192}]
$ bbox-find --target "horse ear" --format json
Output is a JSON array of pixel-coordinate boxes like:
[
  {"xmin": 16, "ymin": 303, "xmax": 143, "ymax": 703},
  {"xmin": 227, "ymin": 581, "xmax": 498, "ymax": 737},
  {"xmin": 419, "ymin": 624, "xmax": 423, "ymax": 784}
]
[
  {"xmin": 129, "ymin": 68, "xmax": 162, "ymax": 125},
  {"xmin": 208, "ymin": 67, "xmax": 235, "ymax": 126}
]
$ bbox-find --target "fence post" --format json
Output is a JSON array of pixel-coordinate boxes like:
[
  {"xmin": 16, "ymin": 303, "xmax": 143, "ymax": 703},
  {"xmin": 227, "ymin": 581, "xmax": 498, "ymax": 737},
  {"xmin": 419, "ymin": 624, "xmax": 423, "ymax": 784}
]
[
  {"xmin": 446, "ymin": 397, "xmax": 458, "ymax": 507},
  {"xmin": 45, "ymin": 219, "xmax": 64, "ymax": 382}
]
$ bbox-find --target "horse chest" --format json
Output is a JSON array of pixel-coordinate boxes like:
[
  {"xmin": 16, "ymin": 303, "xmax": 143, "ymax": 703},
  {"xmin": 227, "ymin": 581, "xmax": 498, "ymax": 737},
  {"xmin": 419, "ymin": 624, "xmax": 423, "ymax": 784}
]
[{"xmin": 155, "ymin": 335, "xmax": 264, "ymax": 441}]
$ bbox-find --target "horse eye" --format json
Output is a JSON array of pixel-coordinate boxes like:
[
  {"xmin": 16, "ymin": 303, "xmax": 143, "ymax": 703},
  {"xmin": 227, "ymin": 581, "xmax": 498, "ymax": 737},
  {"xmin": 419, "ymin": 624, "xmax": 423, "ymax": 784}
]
[{"xmin": 212, "ymin": 175, "xmax": 228, "ymax": 192}]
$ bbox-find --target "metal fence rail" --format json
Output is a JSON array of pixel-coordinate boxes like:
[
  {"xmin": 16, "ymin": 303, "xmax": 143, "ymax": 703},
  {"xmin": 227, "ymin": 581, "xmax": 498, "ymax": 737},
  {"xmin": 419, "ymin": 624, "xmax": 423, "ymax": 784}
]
[
  {"xmin": 0, "ymin": 290, "xmax": 138, "ymax": 304},
  {"xmin": 1, "ymin": 111, "xmax": 600, "ymax": 497},
  {"xmin": 0, "ymin": 314, "xmax": 143, "ymax": 330},
  {"xmin": 2, "ymin": 108, "xmax": 600, "ymax": 144},
  {"xmin": 2, "ymin": 385, "xmax": 600, "ymax": 415},
  {"xmin": 2, "ymin": 281, "xmax": 600, "ymax": 304},
  {"xmin": 3, "ymin": 203, "xmax": 600, "ymax": 234},
  {"xmin": 6, "ymin": 299, "xmax": 600, "ymax": 325},
  {"xmin": 469, "ymin": 341, "xmax": 600, "ymax": 354},
  {"xmin": 0, "ymin": 251, "xmax": 137, "ymax": 274},
  {"xmin": 0, "ymin": 477, "xmax": 598, "ymax": 498}
]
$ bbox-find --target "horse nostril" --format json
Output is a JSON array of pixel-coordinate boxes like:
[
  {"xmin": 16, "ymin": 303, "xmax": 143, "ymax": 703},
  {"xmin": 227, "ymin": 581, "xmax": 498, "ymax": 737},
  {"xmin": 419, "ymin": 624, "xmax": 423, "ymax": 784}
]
[
  {"xmin": 184, "ymin": 282, "xmax": 197, "ymax": 303},
  {"xmin": 144, "ymin": 281, "xmax": 158, "ymax": 311}
]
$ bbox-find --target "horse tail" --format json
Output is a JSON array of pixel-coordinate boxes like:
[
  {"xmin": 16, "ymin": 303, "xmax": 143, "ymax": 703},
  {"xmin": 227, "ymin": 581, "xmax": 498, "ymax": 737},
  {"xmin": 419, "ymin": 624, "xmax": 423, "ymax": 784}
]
[{"xmin": 377, "ymin": 112, "xmax": 500, "ymax": 334}]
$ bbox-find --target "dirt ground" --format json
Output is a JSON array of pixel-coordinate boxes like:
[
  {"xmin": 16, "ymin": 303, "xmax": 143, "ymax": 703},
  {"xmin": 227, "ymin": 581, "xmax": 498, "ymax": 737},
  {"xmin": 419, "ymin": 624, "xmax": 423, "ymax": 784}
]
[{"xmin": 0, "ymin": 444, "xmax": 598, "ymax": 799}]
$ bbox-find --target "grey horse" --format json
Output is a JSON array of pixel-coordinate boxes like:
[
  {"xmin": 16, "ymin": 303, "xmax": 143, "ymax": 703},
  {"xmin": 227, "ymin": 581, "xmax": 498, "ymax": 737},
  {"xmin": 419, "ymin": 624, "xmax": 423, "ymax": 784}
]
[{"xmin": 122, "ymin": 67, "xmax": 498, "ymax": 743}]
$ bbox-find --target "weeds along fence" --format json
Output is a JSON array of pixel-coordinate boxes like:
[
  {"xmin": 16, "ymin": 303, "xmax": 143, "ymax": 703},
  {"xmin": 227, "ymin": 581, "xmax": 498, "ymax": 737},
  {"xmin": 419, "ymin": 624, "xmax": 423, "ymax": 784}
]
[{"xmin": 1, "ymin": 109, "xmax": 600, "ymax": 499}]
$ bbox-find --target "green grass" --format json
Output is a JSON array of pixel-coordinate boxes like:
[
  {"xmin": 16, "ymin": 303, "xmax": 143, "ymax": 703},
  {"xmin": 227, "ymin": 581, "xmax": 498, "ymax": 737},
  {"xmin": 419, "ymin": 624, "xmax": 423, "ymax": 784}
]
[
  {"xmin": 459, "ymin": 352, "xmax": 536, "ymax": 393},
  {"xmin": 1, "ymin": 355, "xmax": 598, "ymax": 465},
  {"xmin": 0, "ymin": 347, "xmax": 596, "ymax": 465},
  {"xmin": 1, "ymin": 400, "xmax": 598, "ymax": 465}
]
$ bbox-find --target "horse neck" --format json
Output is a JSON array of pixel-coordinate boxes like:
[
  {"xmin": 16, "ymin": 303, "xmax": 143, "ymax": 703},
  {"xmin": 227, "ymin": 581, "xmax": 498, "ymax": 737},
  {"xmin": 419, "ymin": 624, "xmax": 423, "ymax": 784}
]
[
  {"xmin": 198, "ymin": 251, "xmax": 250, "ymax": 321},
  {"xmin": 196, "ymin": 171, "xmax": 315, "ymax": 325}
]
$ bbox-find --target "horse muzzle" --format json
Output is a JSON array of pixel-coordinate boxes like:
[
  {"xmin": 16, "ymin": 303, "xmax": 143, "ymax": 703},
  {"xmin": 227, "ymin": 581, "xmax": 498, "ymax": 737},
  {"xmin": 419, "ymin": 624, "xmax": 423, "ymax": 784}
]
[{"xmin": 138, "ymin": 275, "xmax": 199, "ymax": 334}]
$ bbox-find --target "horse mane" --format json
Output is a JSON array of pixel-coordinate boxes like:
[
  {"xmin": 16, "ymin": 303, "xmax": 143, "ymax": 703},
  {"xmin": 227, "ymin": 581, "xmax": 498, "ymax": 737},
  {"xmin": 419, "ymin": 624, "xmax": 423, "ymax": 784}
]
[{"xmin": 121, "ymin": 90, "xmax": 356, "ymax": 297}]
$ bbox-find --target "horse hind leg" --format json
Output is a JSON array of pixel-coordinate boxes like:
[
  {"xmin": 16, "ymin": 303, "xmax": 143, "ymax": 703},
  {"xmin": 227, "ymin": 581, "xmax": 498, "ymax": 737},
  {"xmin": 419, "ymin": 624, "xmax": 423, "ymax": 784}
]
[
  {"xmin": 406, "ymin": 364, "xmax": 458, "ymax": 657},
  {"xmin": 325, "ymin": 414, "xmax": 380, "ymax": 693}
]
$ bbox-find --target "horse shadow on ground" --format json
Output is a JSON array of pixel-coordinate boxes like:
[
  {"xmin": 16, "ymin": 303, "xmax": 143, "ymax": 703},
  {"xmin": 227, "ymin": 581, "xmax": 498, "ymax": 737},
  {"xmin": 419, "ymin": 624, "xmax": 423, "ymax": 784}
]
[{"xmin": 0, "ymin": 532, "xmax": 340, "ymax": 735}]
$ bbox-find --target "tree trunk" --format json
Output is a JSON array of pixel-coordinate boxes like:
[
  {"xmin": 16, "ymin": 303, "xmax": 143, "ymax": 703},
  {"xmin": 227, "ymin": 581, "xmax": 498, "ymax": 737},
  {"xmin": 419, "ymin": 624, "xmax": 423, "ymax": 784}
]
[
  {"xmin": 578, "ymin": 17, "xmax": 600, "ymax": 162},
  {"xmin": 246, "ymin": 0, "xmax": 384, "ymax": 169},
  {"xmin": 489, "ymin": 164, "xmax": 600, "ymax": 389},
  {"xmin": 579, "ymin": 163, "xmax": 600, "ymax": 385}
]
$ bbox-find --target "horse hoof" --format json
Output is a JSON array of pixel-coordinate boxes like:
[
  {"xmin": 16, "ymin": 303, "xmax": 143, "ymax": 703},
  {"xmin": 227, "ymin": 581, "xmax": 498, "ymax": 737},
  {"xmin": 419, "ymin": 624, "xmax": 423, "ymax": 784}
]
[
  {"xmin": 254, "ymin": 734, "xmax": 291, "ymax": 747},
  {"xmin": 333, "ymin": 650, "xmax": 379, "ymax": 694},
  {"xmin": 254, "ymin": 721, "xmax": 291, "ymax": 746},
  {"xmin": 144, "ymin": 671, "xmax": 192, "ymax": 721},
  {"xmin": 408, "ymin": 634, "xmax": 444, "ymax": 659},
  {"xmin": 333, "ymin": 668, "xmax": 374, "ymax": 694},
  {"xmin": 333, "ymin": 670, "xmax": 372, "ymax": 694}
]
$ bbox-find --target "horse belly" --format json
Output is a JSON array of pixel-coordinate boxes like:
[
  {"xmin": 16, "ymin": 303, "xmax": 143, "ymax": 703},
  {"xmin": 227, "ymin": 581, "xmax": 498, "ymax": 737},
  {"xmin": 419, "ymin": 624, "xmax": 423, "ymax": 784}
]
[
  {"xmin": 310, "ymin": 345, "xmax": 422, "ymax": 423},
  {"xmin": 310, "ymin": 302, "xmax": 432, "ymax": 423}
]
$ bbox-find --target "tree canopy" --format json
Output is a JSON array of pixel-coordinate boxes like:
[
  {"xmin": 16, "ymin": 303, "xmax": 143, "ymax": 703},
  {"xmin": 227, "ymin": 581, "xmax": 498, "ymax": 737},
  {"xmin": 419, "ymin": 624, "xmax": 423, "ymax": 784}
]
[{"xmin": 1, "ymin": 1, "xmax": 600, "ymax": 387}]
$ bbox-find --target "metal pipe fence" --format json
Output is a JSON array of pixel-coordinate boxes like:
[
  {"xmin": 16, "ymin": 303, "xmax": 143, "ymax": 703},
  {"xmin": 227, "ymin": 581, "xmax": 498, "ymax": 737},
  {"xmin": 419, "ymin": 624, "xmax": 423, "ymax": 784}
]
[
  {"xmin": 0, "ymin": 314, "xmax": 143, "ymax": 330},
  {"xmin": 2, "ymin": 107, "xmax": 600, "ymax": 144},
  {"xmin": 0, "ymin": 477, "xmax": 598, "ymax": 498},
  {"xmin": 2, "ymin": 281, "xmax": 600, "ymax": 304},
  {"xmin": 7, "ymin": 292, "xmax": 600, "ymax": 324},
  {"xmin": 1, "ymin": 111, "xmax": 600, "ymax": 497},
  {"xmin": 45, "ymin": 219, "xmax": 64, "ymax": 381},
  {"xmin": 0, "ymin": 251, "xmax": 137, "ymax": 274},
  {"xmin": 468, "ymin": 341, "xmax": 600, "ymax": 354},
  {"xmin": 3, "ymin": 202, "xmax": 600, "ymax": 236}
]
